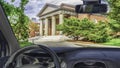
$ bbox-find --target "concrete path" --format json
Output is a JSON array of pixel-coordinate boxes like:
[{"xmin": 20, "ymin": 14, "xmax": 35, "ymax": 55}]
[
  {"xmin": 34, "ymin": 41, "xmax": 81, "ymax": 47},
  {"xmin": 28, "ymin": 36, "xmax": 120, "ymax": 48}
]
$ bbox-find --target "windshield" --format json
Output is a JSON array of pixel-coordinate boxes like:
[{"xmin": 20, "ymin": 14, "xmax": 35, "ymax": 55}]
[{"xmin": 1, "ymin": 0, "xmax": 120, "ymax": 48}]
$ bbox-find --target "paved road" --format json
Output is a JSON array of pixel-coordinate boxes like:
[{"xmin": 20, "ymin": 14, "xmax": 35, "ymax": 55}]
[{"xmin": 34, "ymin": 41, "xmax": 81, "ymax": 47}]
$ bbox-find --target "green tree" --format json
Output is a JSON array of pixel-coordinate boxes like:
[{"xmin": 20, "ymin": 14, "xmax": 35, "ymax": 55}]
[
  {"xmin": 58, "ymin": 17, "xmax": 111, "ymax": 42},
  {"xmin": 107, "ymin": 0, "xmax": 120, "ymax": 36},
  {"xmin": 57, "ymin": 17, "xmax": 95, "ymax": 41},
  {"xmin": 29, "ymin": 21, "xmax": 39, "ymax": 37},
  {"xmin": 1, "ymin": 0, "xmax": 29, "ymax": 41},
  {"xmin": 13, "ymin": 0, "xmax": 29, "ymax": 41},
  {"xmin": 88, "ymin": 21, "xmax": 111, "ymax": 42},
  {"xmin": 0, "ymin": 0, "xmax": 15, "ymax": 16},
  {"xmin": 57, "ymin": 17, "xmax": 81, "ymax": 40},
  {"xmin": 107, "ymin": 0, "xmax": 120, "ymax": 22}
]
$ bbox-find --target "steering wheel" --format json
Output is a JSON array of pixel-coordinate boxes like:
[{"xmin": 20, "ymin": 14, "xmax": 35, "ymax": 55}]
[{"xmin": 4, "ymin": 45, "xmax": 61, "ymax": 68}]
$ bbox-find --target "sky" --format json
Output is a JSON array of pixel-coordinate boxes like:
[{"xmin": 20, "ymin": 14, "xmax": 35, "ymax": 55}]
[
  {"xmin": 5, "ymin": 0, "xmax": 108, "ymax": 20},
  {"xmin": 25, "ymin": 0, "xmax": 84, "ymax": 19}
]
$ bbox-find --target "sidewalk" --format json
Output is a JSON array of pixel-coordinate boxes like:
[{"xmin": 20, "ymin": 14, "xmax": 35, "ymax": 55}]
[
  {"xmin": 28, "ymin": 35, "xmax": 71, "ymax": 43},
  {"xmin": 28, "ymin": 36, "xmax": 120, "ymax": 48}
]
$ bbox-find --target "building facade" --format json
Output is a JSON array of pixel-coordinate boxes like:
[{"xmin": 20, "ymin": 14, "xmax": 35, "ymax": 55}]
[{"xmin": 37, "ymin": 3, "xmax": 107, "ymax": 36}]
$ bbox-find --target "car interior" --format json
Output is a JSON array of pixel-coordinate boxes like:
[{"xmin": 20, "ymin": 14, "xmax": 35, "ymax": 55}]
[{"xmin": 0, "ymin": 0, "xmax": 120, "ymax": 68}]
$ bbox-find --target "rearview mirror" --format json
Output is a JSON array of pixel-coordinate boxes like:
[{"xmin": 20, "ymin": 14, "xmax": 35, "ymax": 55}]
[{"xmin": 75, "ymin": 4, "xmax": 108, "ymax": 13}]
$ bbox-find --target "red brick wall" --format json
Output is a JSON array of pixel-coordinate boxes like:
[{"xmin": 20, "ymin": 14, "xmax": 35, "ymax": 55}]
[{"xmin": 78, "ymin": 14, "xmax": 108, "ymax": 22}]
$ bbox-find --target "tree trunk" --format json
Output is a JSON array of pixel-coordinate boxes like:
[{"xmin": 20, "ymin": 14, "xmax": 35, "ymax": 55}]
[{"xmin": 74, "ymin": 36, "xmax": 79, "ymax": 41}]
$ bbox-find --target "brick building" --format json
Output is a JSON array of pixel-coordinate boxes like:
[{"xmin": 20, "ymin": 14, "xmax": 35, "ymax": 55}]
[{"xmin": 37, "ymin": 3, "xmax": 107, "ymax": 36}]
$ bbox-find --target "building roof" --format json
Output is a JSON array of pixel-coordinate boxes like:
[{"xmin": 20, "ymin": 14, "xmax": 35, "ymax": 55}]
[
  {"xmin": 37, "ymin": 3, "xmax": 106, "ymax": 18},
  {"xmin": 37, "ymin": 3, "xmax": 75, "ymax": 17},
  {"xmin": 38, "ymin": 3, "xmax": 59, "ymax": 16}
]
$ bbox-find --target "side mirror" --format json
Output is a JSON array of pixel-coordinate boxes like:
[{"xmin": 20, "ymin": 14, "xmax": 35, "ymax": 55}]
[{"xmin": 75, "ymin": 4, "xmax": 108, "ymax": 13}]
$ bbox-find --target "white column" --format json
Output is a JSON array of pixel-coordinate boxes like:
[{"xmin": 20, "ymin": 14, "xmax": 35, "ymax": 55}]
[
  {"xmin": 45, "ymin": 18, "xmax": 48, "ymax": 36},
  {"xmin": 40, "ymin": 20, "xmax": 43, "ymax": 36},
  {"xmin": 59, "ymin": 13, "xmax": 64, "ymax": 24},
  {"xmin": 52, "ymin": 16, "xmax": 56, "ymax": 35},
  {"xmin": 59, "ymin": 14, "xmax": 64, "ymax": 35}
]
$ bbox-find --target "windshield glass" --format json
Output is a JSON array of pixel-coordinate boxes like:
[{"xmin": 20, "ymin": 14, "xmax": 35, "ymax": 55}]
[{"xmin": 1, "ymin": 0, "xmax": 120, "ymax": 48}]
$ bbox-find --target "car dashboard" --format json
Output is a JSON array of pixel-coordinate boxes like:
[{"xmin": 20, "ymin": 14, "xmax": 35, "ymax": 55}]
[{"xmin": 20, "ymin": 47, "xmax": 120, "ymax": 68}]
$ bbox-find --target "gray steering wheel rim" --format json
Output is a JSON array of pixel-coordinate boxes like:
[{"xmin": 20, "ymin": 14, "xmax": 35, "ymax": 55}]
[{"xmin": 4, "ymin": 45, "xmax": 61, "ymax": 68}]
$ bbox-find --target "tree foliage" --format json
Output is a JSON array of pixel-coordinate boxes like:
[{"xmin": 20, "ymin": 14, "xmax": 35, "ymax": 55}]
[
  {"xmin": 57, "ymin": 17, "xmax": 81, "ymax": 40},
  {"xmin": 88, "ymin": 21, "xmax": 111, "ymax": 42},
  {"xmin": 15, "ymin": 0, "xmax": 29, "ymax": 41},
  {"xmin": 107, "ymin": 0, "xmax": 120, "ymax": 22},
  {"xmin": 57, "ymin": 17, "xmax": 111, "ymax": 43},
  {"xmin": 29, "ymin": 21, "xmax": 39, "ymax": 32},
  {"xmin": 29, "ymin": 21, "xmax": 39, "ymax": 37},
  {"xmin": 107, "ymin": 0, "xmax": 120, "ymax": 35},
  {"xmin": 0, "ymin": 0, "xmax": 17, "ymax": 17},
  {"xmin": 0, "ymin": 0, "xmax": 29, "ymax": 41}
]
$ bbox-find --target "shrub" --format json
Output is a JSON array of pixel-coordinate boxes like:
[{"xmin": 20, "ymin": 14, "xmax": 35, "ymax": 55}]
[
  {"xmin": 108, "ymin": 19, "xmax": 120, "ymax": 38},
  {"xmin": 57, "ymin": 17, "xmax": 81, "ymax": 40},
  {"xmin": 88, "ymin": 21, "xmax": 112, "ymax": 42},
  {"xmin": 57, "ymin": 17, "xmax": 112, "ymax": 42}
]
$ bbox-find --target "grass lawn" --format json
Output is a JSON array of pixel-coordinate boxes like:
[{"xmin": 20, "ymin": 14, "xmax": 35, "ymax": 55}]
[
  {"xmin": 68, "ymin": 39, "xmax": 120, "ymax": 47},
  {"xmin": 103, "ymin": 39, "xmax": 120, "ymax": 46},
  {"xmin": 20, "ymin": 41, "xmax": 33, "ymax": 47}
]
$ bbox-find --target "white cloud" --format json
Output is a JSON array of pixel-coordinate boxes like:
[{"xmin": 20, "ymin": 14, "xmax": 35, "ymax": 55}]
[
  {"xmin": 5, "ymin": 0, "xmax": 108, "ymax": 21},
  {"xmin": 44, "ymin": 0, "xmax": 83, "ymax": 5},
  {"xmin": 25, "ymin": 0, "xmax": 83, "ymax": 18},
  {"xmin": 6, "ymin": 0, "xmax": 107, "ymax": 19},
  {"xmin": 25, "ymin": 0, "xmax": 45, "ymax": 18}
]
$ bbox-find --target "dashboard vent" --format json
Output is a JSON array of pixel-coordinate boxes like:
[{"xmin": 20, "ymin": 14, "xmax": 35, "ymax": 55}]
[{"xmin": 74, "ymin": 62, "xmax": 106, "ymax": 68}]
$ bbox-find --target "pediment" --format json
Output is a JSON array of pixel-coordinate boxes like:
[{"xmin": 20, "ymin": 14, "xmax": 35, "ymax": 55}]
[{"xmin": 38, "ymin": 4, "xmax": 59, "ymax": 16}]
